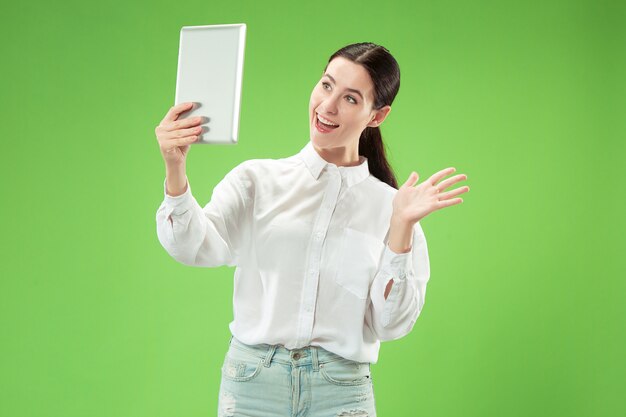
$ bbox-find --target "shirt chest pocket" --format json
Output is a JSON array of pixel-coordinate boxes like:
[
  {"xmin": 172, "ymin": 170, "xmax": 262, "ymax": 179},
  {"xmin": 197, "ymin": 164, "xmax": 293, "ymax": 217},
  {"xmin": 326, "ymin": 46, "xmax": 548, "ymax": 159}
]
[{"xmin": 334, "ymin": 227, "xmax": 385, "ymax": 299}]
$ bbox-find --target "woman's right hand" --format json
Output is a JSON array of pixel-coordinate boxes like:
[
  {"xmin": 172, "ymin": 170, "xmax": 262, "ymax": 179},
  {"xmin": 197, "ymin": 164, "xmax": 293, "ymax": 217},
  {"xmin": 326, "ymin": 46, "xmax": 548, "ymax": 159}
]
[{"xmin": 155, "ymin": 102, "xmax": 204, "ymax": 166}]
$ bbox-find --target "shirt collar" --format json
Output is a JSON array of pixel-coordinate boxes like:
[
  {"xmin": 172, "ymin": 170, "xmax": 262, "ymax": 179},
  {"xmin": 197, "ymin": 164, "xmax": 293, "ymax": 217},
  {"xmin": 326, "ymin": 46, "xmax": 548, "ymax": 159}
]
[{"xmin": 296, "ymin": 140, "xmax": 370, "ymax": 187}]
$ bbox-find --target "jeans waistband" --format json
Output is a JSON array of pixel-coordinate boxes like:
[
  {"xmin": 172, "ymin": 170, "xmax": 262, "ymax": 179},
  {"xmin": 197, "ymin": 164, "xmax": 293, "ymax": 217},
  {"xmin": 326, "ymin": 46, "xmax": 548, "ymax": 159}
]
[{"xmin": 228, "ymin": 335, "xmax": 356, "ymax": 370}]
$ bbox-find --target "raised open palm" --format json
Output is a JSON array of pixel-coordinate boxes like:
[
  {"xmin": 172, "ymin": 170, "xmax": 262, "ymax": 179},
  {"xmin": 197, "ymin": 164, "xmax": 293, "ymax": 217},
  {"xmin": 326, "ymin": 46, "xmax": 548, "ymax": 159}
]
[{"xmin": 392, "ymin": 167, "xmax": 470, "ymax": 224}]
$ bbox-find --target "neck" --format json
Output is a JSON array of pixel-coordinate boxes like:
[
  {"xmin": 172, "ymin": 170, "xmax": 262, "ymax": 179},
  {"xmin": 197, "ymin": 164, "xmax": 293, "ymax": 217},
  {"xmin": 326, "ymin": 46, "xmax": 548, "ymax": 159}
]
[{"xmin": 312, "ymin": 143, "xmax": 361, "ymax": 167}]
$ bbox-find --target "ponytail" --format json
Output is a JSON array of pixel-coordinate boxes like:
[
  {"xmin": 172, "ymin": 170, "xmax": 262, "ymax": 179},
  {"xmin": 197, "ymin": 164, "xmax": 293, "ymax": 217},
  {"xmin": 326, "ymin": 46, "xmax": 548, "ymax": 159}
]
[{"xmin": 359, "ymin": 126, "xmax": 398, "ymax": 189}]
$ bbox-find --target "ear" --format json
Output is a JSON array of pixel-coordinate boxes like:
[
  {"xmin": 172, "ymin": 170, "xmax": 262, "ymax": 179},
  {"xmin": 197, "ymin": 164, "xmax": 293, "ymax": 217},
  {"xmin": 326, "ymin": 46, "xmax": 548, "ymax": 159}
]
[{"xmin": 366, "ymin": 105, "xmax": 391, "ymax": 128}]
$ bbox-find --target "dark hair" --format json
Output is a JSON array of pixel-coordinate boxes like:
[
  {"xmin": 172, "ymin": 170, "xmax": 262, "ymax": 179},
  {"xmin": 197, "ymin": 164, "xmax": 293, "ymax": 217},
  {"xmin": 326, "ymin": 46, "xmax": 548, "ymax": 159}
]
[{"xmin": 324, "ymin": 42, "xmax": 401, "ymax": 189}]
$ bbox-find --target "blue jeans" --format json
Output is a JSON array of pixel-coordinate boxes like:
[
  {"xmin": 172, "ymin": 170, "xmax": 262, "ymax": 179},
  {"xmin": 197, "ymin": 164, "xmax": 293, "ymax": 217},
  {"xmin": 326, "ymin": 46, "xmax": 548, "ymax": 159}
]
[{"xmin": 218, "ymin": 335, "xmax": 377, "ymax": 416}]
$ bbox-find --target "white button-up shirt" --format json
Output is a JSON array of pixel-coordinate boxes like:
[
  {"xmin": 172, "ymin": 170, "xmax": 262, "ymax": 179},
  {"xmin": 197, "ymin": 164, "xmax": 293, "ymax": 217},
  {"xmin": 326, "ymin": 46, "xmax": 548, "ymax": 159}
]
[{"xmin": 156, "ymin": 140, "xmax": 430, "ymax": 363}]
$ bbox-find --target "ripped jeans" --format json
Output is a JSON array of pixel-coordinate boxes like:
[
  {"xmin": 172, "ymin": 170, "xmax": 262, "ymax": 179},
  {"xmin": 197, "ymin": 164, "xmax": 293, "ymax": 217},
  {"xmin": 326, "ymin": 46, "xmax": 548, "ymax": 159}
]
[{"xmin": 218, "ymin": 335, "xmax": 377, "ymax": 417}]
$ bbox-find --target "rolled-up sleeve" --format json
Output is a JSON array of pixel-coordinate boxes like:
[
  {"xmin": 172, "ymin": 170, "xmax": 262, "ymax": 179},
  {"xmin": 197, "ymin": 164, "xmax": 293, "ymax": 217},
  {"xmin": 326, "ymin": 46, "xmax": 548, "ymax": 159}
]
[
  {"xmin": 366, "ymin": 222, "xmax": 430, "ymax": 341},
  {"xmin": 155, "ymin": 162, "xmax": 253, "ymax": 267}
]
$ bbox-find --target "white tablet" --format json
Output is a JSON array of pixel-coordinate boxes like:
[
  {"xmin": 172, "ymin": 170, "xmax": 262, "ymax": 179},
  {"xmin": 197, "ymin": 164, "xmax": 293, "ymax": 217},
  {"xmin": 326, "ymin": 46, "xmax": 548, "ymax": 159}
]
[{"xmin": 174, "ymin": 23, "xmax": 247, "ymax": 144}]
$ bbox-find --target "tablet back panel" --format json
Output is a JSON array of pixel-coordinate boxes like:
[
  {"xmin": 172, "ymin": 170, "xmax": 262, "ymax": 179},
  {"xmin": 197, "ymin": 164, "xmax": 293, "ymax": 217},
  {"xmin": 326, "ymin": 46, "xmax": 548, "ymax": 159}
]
[{"xmin": 175, "ymin": 24, "xmax": 246, "ymax": 144}]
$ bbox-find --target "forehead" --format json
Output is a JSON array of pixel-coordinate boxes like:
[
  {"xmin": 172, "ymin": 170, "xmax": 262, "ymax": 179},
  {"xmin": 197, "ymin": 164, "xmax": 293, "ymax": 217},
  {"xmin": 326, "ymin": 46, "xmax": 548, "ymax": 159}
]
[{"xmin": 324, "ymin": 57, "xmax": 374, "ymax": 99}]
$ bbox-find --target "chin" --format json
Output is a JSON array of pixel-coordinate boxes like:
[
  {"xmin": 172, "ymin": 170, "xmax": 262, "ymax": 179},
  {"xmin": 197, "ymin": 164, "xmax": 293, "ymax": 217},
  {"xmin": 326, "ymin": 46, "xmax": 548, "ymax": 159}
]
[{"xmin": 310, "ymin": 135, "xmax": 331, "ymax": 148}]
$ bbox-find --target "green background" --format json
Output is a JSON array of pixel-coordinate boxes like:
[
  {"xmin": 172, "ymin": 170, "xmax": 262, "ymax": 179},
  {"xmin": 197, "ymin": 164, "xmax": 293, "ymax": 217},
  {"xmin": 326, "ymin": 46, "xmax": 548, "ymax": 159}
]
[{"xmin": 1, "ymin": 0, "xmax": 624, "ymax": 416}]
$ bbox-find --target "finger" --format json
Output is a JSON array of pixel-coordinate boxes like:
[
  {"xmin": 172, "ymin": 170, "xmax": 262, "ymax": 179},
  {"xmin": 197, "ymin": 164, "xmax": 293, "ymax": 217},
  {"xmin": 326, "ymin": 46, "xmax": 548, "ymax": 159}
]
[
  {"xmin": 161, "ymin": 125, "xmax": 203, "ymax": 140},
  {"xmin": 402, "ymin": 171, "xmax": 419, "ymax": 188},
  {"xmin": 163, "ymin": 135, "xmax": 198, "ymax": 150},
  {"xmin": 437, "ymin": 185, "xmax": 470, "ymax": 200},
  {"xmin": 161, "ymin": 116, "xmax": 204, "ymax": 132},
  {"xmin": 435, "ymin": 174, "xmax": 468, "ymax": 192},
  {"xmin": 162, "ymin": 102, "xmax": 195, "ymax": 124},
  {"xmin": 428, "ymin": 167, "xmax": 456, "ymax": 186},
  {"xmin": 436, "ymin": 197, "xmax": 463, "ymax": 209}
]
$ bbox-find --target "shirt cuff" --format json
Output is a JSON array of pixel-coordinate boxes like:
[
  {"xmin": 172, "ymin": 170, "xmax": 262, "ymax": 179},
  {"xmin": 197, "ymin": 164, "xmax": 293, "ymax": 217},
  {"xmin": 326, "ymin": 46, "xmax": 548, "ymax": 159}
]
[
  {"xmin": 381, "ymin": 242, "xmax": 413, "ymax": 281},
  {"xmin": 163, "ymin": 176, "xmax": 194, "ymax": 215}
]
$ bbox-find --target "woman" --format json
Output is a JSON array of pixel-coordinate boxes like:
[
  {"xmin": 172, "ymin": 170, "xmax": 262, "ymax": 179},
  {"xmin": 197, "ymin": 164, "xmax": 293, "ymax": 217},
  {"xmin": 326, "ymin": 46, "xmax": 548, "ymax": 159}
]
[{"xmin": 155, "ymin": 42, "xmax": 469, "ymax": 417}]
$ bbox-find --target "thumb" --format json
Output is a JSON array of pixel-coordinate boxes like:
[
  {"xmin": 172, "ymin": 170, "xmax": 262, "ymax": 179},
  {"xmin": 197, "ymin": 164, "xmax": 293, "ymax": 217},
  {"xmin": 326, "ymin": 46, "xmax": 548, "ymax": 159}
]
[{"xmin": 402, "ymin": 171, "xmax": 419, "ymax": 188}]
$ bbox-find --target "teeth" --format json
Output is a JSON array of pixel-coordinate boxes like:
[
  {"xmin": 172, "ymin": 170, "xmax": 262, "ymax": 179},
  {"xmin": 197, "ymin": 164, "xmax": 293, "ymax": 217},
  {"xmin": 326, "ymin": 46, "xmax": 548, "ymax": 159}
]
[{"xmin": 318, "ymin": 114, "xmax": 339, "ymax": 126}]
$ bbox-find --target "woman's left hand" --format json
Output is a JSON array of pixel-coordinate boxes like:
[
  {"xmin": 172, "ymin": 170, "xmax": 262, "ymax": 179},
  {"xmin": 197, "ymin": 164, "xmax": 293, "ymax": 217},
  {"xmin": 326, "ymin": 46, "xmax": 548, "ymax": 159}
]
[{"xmin": 392, "ymin": 167, "xmax": 470, "ymax": 225}]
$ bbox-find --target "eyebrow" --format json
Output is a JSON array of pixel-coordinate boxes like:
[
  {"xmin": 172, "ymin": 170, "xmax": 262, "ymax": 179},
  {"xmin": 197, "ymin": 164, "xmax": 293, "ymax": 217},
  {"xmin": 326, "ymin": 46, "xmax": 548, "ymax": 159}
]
[{"xmin": 323, "ymin": 73, "xmax": 364, "ymax": 100}]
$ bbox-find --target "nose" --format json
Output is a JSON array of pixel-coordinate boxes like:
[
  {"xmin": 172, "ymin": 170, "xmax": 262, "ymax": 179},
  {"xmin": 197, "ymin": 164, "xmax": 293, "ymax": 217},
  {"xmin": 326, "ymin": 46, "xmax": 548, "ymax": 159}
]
[{"xmin": 320, "ymin": 94, "xmax": 339, "ymax": 115}]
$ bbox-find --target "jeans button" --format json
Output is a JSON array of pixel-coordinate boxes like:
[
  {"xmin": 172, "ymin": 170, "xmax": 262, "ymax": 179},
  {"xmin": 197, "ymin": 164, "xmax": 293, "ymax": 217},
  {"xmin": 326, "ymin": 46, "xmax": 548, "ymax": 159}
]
[{"xmin": 293, "ymin": 352, "xmax": 301, "ymax": 360}]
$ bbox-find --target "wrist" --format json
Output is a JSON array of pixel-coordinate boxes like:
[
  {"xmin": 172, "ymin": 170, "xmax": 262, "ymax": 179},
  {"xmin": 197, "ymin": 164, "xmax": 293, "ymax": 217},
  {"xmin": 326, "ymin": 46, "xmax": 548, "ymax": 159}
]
[
  {"xmin": 165, "ymin": 164, "xmax": 188, "ymax": 197},
  {"xmin": 388, "ymin": 215, "xmax": 414, "ymax": 254},
  {"xmin": 165, "ymin": 162, "xmax": 186, "ymax": 174},
  {"xmin": 390, "ymin": 213, "xmax": 415, "ymax": 228}
]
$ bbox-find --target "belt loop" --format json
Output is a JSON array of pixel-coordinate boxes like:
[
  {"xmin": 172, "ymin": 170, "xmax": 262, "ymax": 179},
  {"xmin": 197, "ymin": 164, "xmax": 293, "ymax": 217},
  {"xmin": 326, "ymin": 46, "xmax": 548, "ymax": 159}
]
[
  {"xmin": 311, "ymin": 346, "xmax": 319, "ymax": 372},
  {"xmin": 263, "ymin": 344, "xmax": 277, "ymax": 368}
]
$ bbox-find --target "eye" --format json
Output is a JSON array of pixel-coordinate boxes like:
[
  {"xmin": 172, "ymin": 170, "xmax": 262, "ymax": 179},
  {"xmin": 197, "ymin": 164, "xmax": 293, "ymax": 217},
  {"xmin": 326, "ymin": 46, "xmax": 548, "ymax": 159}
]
[{"xmin": 321, "ymin": 82, "xmax": 358, "ymax": 104}]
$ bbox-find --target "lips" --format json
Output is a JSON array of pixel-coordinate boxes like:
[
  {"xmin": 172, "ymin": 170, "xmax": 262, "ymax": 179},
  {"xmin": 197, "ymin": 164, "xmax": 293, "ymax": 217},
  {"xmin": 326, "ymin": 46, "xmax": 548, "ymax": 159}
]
[
  {"xmin": 317, "ymin": 114, "xmax": 339, "ymax": 127},
  {"xmin": 314, "ymin": 114, "xmax": 339, "ymax": 133},
  {"xmin": 315, "ymin": 115, "xmax": 338, "ymax": 133}
]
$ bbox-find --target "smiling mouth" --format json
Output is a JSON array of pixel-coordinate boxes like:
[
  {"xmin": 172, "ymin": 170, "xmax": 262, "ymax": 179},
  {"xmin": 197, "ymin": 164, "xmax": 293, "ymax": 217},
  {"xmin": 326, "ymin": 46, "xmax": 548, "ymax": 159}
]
[{"xmin": 315, "ymin": 114, "xmax": 340, "ymax": 131}]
